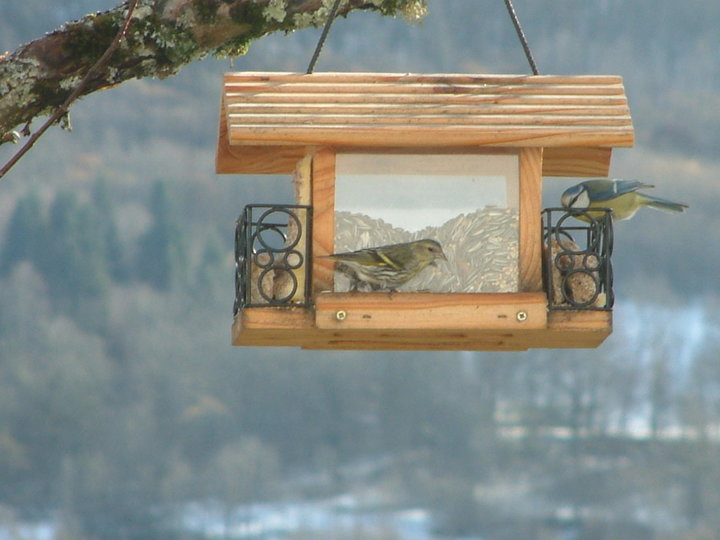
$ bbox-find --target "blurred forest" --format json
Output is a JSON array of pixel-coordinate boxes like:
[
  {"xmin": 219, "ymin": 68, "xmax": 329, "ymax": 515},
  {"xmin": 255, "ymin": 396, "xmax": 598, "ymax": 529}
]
[{"xmin": 1, "ymin": 1, "xmax": 719, "ymax": 538}]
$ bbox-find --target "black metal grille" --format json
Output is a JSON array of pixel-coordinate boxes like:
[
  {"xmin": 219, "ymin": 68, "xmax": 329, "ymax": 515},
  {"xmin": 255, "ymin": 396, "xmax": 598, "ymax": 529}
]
[
  {"xmin": 542, "ymin": 208, "xmax": 614, "ymax": 310},
  {"xmin": 234, "ymin": 205, "xmax": 312, "ymax": 313}
]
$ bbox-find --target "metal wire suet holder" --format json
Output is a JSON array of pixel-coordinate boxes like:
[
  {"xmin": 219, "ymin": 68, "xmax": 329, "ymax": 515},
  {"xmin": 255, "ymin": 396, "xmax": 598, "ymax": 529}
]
[
  {"xmin": 542, "ymin": 208, "xmax": 614, "ymax": 311},
  {"xmin": 235, "ymin": 205, "xmax": 313, "ymax": 313}
]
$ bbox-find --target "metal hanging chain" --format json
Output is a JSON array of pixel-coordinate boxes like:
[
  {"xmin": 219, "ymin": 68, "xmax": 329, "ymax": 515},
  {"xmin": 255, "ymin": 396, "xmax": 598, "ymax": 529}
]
[
  {"xmin": 502, "ymin": 0, "xmax": 539, "ymax": 75},
  {"xmin": 307, "ymin": 0, "xmax": 344, "ymax": 74}
]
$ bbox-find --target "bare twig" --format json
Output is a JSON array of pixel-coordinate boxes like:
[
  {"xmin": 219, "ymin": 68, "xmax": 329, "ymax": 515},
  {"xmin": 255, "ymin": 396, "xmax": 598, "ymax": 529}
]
[{"xmin": 0, "ymin": 0, "xmax": 139, "ymax": 180}]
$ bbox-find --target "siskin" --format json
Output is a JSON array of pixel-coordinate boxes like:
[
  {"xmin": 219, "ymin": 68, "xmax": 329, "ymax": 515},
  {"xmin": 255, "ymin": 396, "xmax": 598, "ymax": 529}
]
[{"xmin": 322, "ymin": 239, "xmax": 447, "ymax": 291}]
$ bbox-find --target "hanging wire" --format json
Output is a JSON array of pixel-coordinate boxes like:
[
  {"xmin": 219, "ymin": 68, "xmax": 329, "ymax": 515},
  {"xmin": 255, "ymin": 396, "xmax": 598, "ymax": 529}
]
[
  {"xmin": 502, "ymin": 0, "xmax": 539, "ymax": 75},
  {"xmin": 307, "ymin": 0, "xmax": 344, "ymax": 73},
  {"xmin": 306, "ymin": 0, "xmax": 538, "ymax": 75}
]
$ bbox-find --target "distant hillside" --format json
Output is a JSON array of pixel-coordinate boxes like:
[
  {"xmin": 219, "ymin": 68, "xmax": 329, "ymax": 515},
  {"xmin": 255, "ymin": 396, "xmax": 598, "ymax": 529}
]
[
  {"xmin": 1, "ymin": 4, "xmax": 720, "ymax": 538},
  {"xmin": 1, "ymin": 0, "xmax": 717, "ymax": 299}
]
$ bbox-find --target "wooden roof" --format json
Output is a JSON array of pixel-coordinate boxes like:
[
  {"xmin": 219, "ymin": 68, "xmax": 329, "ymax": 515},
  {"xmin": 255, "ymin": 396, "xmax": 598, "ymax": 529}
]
[{"xmin": 217, "ymin": 72, "xmax": 634, "ymax": 176}]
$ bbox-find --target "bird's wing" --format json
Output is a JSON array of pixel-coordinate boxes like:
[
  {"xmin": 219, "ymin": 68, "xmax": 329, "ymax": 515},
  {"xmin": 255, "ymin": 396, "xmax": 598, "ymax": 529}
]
[
  {"xmin": 612, "ymin": 179, "xmax": 654, "ymax": 195},
  {"xmin": 373, "ymin": 250, "xmax": 403, "ymax": 269},
  {"xmin": 585, "ymin": 179, "xmax": 652, "ymax": 202},
  {"xmin": 328, "ymin": 248, "xmax": 401, "ymax": 269}
]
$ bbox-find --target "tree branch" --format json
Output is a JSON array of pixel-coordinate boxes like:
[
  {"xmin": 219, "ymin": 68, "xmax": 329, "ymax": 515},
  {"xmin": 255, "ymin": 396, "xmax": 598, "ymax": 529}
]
[
  {"xmin": 0, "ymin": 0, "xmax": 426, "ymax": 147},
  {"xmin": 0, "ymin": 0, "xmax": 139, "ymax": 179}
]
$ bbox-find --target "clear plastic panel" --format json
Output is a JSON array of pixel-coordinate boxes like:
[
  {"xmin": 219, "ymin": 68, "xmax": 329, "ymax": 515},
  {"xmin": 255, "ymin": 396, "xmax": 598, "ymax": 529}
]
[{"xmin": 334, "ymin": 154, "xmax": 519, "ymax": 293}]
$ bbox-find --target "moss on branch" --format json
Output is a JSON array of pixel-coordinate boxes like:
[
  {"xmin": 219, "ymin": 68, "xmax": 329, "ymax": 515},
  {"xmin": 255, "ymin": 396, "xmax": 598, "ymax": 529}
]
[{"xmin": 0, "ymin": 0, "xmax": 427, "ymax": 143}]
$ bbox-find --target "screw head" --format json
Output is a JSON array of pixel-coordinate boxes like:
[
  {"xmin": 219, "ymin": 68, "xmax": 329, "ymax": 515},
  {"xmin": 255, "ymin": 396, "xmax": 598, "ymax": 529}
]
[
  {"xmin": 516, "ymin": 311, "xmax": 528, "ymax": 322},
  {"xmin": 336, "ymin": 310, "xmax": 347, "ymax": 321}
]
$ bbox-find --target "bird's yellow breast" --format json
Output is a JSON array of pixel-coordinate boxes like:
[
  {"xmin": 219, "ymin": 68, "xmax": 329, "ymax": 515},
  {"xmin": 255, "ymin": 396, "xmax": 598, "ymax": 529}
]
[{"xmin": 590, "ymin": 192, "xmax": 643, "ymax": 221}]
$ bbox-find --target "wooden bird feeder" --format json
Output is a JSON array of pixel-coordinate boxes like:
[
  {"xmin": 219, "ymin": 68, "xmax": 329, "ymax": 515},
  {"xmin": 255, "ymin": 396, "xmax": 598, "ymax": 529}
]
[{"xmin": 217, "ymin": 72, "xmax": 634, "ymax": 350}]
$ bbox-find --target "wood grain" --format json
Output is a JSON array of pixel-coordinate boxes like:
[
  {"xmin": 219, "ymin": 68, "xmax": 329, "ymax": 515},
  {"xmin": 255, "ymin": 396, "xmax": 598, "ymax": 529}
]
[
  {"xmin": 223, "ymin": 72, "xmax": 634, "ymax": 149},
  {"xmin": 217, "ymin": 73, "xmax": 633, "ymax": 175},
  {"xmin": 217, "ymin": 145, "xmax": 613, "ymax": 177},
  {"xmin": 518, "ymin": 148, "xmax": 543, "ymax": 291},
  {"xmin": 315, "ymin": 292, "xmax": 547, "ymax": 330},
  {"xmin": 542, "ymin": 147, "xmax": 612, "ymax": 177},
  {"xmin": 311, "ymin": 149, "xmax": 336, "ymax": 294},
  {"xmin": 231, "ymin": 307, "xmax": 611, "ymax": 350},
  {"xmin": 291, "ymin": 155, "xmax": 312, "ymax": 304}
]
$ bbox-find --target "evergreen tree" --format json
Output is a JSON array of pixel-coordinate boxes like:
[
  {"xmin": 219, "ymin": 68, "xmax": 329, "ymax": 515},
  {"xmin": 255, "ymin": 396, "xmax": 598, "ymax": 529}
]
[
  {"xmin": 136, "ymin": 181, "xmax": 187, "ymax": 290},
  {"xmin": 193, "ymin": 230, "xmax": 227, "ymax": 301},
  {"xmin": 75, "ymin": 204, "xmax": 112, "ymax": 296},
  {"xmin": 92, "ymin": 178, "xmax": 128, "ymax": 282},
  {"xmin": 0, "ymin": 191, "xmax": 45, "ymax": 276},
  {"xmin": 45, "ymin": 191, "xmax": 110, "ymax": 310},
  {"xmin": 46, "ymin": 191, "xmax": 83, "ymax": 302}
]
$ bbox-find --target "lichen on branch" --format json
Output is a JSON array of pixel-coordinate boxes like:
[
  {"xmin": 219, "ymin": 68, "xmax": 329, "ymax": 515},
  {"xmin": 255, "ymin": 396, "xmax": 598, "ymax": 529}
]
[{"xmin": 0, "ymin": 0, "xmax": 426, "ymax": 145}]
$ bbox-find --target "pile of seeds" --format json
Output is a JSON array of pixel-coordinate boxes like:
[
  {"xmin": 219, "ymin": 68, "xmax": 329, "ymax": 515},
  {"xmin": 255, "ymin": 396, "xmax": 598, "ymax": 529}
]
[{"xmin": 334, "ymin": 207, "xmax": 519, "ymax": 293}]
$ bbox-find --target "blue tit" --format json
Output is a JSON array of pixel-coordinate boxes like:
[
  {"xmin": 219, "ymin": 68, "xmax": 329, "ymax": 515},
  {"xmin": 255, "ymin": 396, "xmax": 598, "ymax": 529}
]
[{"xmin": 561, "ymin": 179, "xmax": 688, "ymax": 222}]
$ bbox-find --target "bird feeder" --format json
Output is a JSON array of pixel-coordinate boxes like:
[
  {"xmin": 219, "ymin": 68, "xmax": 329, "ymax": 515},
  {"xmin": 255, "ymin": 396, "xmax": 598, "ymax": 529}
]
[{"xmin": 217, "ymin": 72, "xmax": 634, "ymax": 350}]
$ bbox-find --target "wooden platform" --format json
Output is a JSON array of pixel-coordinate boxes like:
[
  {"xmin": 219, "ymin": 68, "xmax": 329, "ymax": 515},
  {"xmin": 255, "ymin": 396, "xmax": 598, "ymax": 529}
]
[{"xmin": 231, "ymin": 293, "xmax": 611, "ymax": 351}]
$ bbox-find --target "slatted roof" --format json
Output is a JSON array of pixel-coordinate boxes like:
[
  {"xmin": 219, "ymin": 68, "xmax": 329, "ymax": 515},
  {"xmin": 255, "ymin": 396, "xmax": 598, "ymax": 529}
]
[{"xmin": 217, "ymin": 72, "xmax": 634, "ymax": 175}]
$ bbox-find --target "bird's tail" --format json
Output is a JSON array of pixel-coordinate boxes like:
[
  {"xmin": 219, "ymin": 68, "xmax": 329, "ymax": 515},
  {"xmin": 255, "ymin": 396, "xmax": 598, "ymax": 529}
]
[{"xmin": 643, "ymin": 195, "xmax": 689, "ymax": 214}]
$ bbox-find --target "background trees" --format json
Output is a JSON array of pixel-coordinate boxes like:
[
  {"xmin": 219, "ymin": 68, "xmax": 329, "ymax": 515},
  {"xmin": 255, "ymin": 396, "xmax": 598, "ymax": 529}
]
[{"xmin": 1, "ymin": 1, "xmax": 719, "ymax": 538}]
